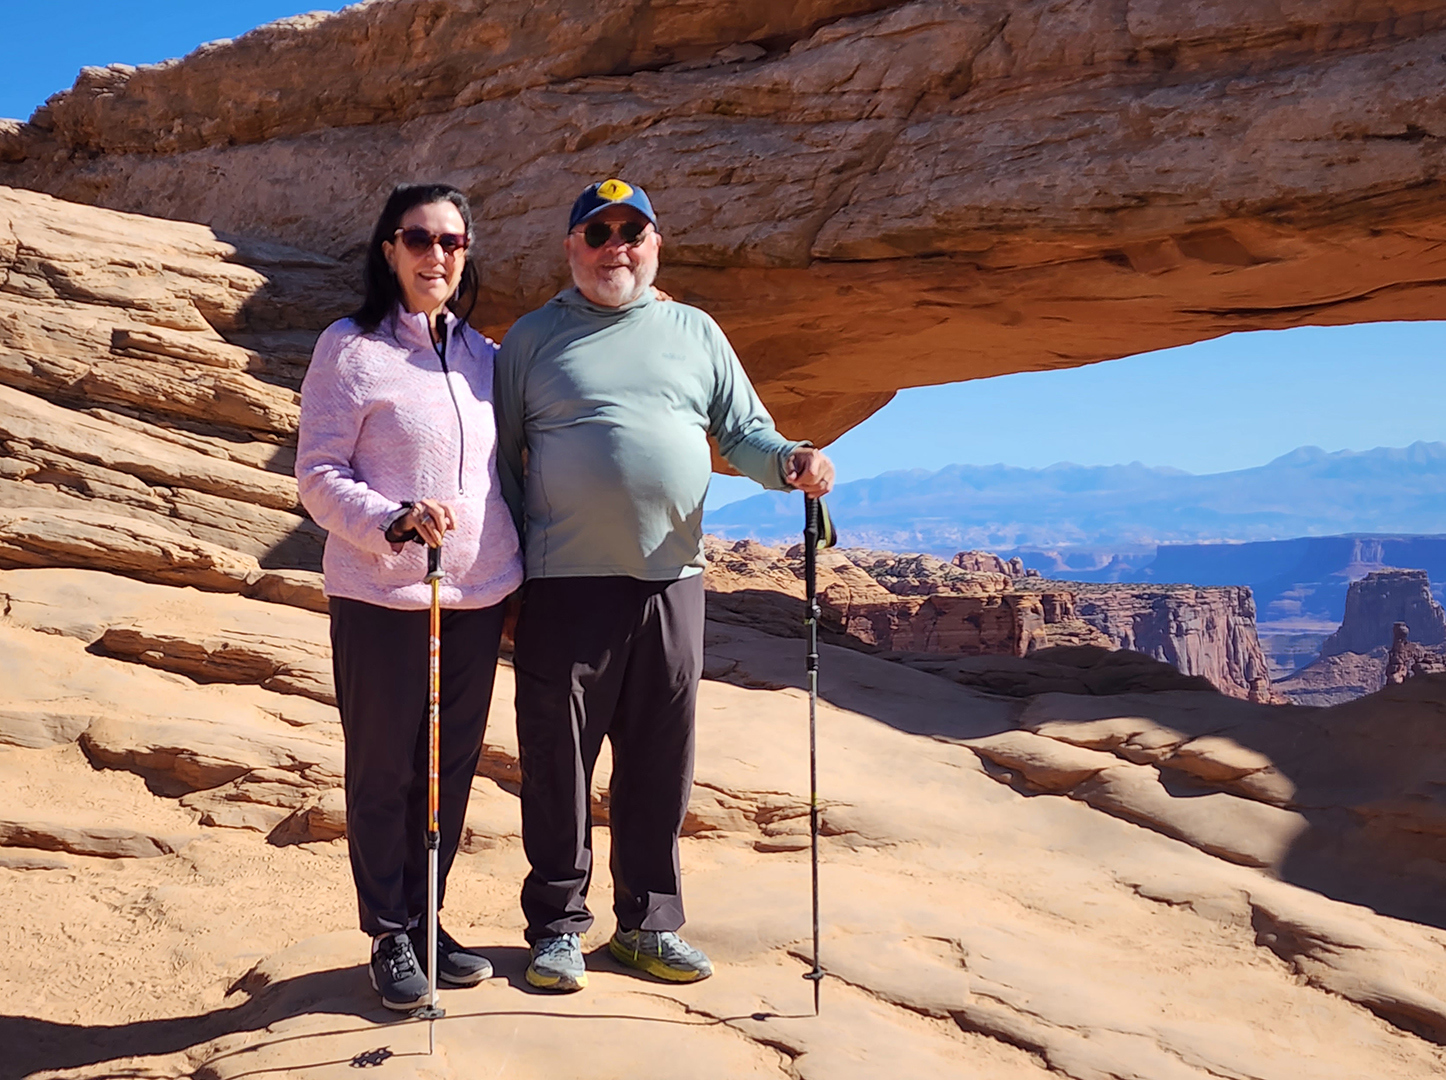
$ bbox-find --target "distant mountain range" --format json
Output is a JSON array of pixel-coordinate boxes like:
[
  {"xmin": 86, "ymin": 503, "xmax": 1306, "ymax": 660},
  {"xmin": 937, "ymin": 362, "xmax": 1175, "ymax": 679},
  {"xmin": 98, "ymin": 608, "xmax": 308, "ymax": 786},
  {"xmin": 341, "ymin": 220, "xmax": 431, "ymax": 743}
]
[{"xmin": 704, "ymin": 442, "xmax": 1446, "ymax": 554}]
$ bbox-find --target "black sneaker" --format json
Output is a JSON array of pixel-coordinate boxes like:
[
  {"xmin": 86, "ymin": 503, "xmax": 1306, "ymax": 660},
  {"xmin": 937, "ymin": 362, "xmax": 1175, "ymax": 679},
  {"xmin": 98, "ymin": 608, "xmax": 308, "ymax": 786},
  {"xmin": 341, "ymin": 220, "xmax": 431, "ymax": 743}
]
[
  {"xmin": 369, "ymin": 931, "xmax": 430, "ymax": 1010},
  {"xmin": 409, "ymin": 922, "xmax": 493, "ymax": 986}
]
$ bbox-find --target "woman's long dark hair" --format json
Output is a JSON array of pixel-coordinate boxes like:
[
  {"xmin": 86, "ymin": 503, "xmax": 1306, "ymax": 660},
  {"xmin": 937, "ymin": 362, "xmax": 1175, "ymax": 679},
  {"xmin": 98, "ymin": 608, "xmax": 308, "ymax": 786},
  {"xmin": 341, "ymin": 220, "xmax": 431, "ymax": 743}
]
[{"xmin": 351, "ymin": 183, "xmax": 479, "ymax": 333}]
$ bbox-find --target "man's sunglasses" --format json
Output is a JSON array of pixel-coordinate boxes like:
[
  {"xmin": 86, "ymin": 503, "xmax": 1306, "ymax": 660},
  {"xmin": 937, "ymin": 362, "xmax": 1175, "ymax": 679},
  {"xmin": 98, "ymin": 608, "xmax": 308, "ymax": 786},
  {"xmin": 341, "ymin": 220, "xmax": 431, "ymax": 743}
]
[
  {"xmin": 578, "ymin": 220, "xmax": 650, "ymax": 249},
  {"xmin": 394, "ymin": 227, "xmax": 470, "ymax": 255}
]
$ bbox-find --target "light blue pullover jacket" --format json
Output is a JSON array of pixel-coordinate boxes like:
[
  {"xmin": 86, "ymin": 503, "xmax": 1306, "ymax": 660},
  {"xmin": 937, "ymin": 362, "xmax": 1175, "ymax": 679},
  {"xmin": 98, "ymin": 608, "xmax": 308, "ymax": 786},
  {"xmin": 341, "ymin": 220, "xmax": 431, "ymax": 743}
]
[{"xmin": 494, "ymin": 287, "xmax": 802, "ymax": 581}]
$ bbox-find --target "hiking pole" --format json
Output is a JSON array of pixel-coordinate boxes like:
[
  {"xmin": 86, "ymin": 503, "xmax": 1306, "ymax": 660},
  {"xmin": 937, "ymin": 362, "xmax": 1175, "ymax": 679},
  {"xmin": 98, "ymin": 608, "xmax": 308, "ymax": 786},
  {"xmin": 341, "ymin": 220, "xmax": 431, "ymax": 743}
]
[
  {"xmin": 802, "ymin": 495, "xmax": 834, "ymax": 1015},
  {"xmin": 417, "ymin": 540, "xmax": 445, "ymax": 1047}
]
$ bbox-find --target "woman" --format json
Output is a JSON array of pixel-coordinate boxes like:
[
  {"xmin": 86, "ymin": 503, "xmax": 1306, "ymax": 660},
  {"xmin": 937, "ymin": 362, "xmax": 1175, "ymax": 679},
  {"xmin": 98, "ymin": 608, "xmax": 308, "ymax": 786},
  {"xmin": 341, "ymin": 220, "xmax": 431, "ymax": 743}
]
[{"xmin": 296, "ymin": 183, "xmax": 523, "ymax": 1010}]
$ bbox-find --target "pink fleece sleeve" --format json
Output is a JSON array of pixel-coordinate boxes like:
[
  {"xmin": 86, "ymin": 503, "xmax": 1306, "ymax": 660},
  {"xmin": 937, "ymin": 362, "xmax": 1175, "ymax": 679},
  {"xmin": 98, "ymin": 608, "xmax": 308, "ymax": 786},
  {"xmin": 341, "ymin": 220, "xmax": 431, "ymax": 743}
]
[{"xmin": 295, "ymin": 326, "xmax": 403, "ymax": 557}]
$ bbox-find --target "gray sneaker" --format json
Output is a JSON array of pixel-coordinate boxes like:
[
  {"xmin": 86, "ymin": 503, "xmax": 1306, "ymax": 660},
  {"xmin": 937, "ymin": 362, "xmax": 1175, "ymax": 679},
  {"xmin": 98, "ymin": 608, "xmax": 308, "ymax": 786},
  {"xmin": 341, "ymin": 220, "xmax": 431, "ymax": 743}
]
[
  {"xmin": 369, "ymin": 931, "xmax": 430, "ymax": 1010},
  {"xmin": 525, "ymin": 933, "xmax": 588, "ymax": 992},
  {"xmin": 609, "ymin": 928, "xmax": 713, "ymax": 983}
]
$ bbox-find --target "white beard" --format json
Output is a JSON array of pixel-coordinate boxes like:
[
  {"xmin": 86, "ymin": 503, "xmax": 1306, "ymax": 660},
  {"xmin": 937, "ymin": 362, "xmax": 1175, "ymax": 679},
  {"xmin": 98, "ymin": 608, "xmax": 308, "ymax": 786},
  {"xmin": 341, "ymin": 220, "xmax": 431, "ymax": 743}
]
[{"xmin": 577, "ymin": 258, "xmax": 658, "ymax": 307}]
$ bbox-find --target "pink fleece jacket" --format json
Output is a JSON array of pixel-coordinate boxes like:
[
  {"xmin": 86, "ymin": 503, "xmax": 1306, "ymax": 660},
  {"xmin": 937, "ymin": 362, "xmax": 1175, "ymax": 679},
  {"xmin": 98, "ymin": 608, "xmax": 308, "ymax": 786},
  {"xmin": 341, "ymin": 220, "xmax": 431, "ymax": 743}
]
[{"xmin": 296, "ymin": 306, "xmax": 523, "ymax": 610}]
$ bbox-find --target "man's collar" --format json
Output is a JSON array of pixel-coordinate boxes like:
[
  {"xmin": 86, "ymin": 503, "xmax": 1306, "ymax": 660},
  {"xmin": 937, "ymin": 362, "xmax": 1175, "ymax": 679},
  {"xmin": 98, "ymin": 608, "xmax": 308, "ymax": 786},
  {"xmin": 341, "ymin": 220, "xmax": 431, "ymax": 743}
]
[{"xmin": 558, "ymin": 286, "xmax": 656, "ymax": 315}]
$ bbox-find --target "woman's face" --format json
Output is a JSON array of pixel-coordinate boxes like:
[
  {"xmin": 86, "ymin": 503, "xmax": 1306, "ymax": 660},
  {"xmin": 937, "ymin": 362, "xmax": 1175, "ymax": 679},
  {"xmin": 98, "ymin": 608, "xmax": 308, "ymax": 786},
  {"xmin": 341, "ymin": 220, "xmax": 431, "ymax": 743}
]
[{"xmin": 382, "ymin": 200, "xmax": 469, "ymax": 316}]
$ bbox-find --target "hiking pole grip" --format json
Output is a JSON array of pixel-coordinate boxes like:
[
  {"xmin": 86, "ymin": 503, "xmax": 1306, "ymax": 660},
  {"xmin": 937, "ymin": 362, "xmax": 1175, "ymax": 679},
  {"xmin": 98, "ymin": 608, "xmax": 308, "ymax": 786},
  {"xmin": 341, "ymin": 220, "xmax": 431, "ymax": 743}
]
[
  {"xmin": 804, "ymin": 496, "xmax": 819, "ymax": 623},
  {"xmin": 426, "ymin": 541, "xmax": 442, "ymax": 582}
]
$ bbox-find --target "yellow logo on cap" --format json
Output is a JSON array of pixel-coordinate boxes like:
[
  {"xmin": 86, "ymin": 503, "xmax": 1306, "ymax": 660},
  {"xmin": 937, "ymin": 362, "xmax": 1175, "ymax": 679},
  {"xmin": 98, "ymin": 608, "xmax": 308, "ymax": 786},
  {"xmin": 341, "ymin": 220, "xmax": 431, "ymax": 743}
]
[{"xmin": 597, "ymin": 178, "xmax": 634, "ymax": 201}]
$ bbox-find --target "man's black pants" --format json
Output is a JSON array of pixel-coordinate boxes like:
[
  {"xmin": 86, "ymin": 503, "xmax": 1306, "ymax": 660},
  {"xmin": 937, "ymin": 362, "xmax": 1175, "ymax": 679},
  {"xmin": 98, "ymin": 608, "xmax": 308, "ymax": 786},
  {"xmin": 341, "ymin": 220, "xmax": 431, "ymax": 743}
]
[
  {"xmin": 513, "ymin": 574, "xmax": 704, "ymax": 943},
  {"xmin": 329, "ymin": 596, "xmax": 505, "ymax": 937}
]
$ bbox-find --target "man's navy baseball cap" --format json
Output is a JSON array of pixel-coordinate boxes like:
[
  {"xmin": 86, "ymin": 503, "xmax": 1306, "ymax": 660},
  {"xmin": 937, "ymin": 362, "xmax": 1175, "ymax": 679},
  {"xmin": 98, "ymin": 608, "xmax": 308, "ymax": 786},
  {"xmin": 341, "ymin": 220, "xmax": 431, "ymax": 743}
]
[{"xmin": 567, "ymin": 178, "xmax": 657, "ymax": 232}]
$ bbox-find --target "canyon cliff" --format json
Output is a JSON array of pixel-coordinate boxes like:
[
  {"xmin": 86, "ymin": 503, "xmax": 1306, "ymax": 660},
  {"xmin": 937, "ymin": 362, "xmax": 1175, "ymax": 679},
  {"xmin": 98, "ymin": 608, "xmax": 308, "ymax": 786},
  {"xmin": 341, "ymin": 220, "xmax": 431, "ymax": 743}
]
[
  {"xmin": 1277, "ymin": 568, "xmax": 1446, "ymax": 705},
  {"xmin": 1055, "ymin": 583, "xmax": 1278, "ymax": 703},
  {"xmin": 703, "ymin": 537, "xmax": 1276, "ymax": 700},
  {"xmin": 4, "ymin": 0, "xmax": 1446, "ymax": 446},
  {"xmin": 1319, "ymin": 568, "xmax": 1446, "ymax": 657}
]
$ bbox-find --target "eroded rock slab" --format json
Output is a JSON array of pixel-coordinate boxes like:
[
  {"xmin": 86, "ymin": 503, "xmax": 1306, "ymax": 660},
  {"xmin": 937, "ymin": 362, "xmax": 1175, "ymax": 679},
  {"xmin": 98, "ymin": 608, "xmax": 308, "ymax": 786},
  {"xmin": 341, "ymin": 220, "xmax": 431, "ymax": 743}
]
[
  {"xmin": 0, "ymin": 511, "xmax": 325, "ymax": 609},
  {"xmin": 0, "ymin": 819, "xmax": 190, "ymax": 859}
]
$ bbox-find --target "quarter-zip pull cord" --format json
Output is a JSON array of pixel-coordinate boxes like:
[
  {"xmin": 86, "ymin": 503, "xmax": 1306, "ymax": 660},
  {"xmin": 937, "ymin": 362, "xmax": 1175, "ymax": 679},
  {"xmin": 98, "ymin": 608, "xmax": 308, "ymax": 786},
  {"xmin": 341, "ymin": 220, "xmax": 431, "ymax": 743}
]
[{"xmin": 434, "ymin": 312, "xmax": 467, "ymax": 493}]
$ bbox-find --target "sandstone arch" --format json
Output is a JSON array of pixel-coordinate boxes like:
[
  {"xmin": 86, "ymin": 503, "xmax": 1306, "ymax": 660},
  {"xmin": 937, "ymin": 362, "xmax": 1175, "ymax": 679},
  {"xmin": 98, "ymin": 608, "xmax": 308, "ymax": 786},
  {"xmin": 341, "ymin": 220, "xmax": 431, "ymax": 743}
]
[{"xmin": 3, "ymin": 0, "xmax": 1445, "ymax": 444}]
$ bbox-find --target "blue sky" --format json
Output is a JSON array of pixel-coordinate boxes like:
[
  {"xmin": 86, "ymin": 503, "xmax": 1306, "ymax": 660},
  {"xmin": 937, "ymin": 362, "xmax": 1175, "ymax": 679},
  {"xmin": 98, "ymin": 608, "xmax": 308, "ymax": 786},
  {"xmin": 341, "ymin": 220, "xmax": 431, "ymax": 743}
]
[
  {"xmin": 4, "ymin": 3, "xmax": 1441, "ymax": 513},
  {"xmin": 0, "ymin": 2, "xmax": 347, "ymax": 123},
  {"xmin": 707, "ymin": 320, "xmax": 1446, "ymax": 508}
]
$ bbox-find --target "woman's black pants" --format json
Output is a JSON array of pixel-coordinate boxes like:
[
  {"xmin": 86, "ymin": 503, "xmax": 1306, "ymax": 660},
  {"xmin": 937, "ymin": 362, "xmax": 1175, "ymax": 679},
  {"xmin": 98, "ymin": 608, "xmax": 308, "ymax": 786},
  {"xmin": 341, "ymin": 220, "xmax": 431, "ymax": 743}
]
[{"xmin": 329, "ymin": 596, "xmax": 504, "ymax": 937}]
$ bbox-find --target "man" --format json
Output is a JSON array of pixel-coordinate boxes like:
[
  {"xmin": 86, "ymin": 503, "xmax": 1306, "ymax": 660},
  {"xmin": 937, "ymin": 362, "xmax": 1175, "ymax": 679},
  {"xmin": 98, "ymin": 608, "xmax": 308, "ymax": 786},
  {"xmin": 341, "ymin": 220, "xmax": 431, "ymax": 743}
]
[{"xmin": 494, "ymin": 178, "xmax": 834, "ymax": 992}]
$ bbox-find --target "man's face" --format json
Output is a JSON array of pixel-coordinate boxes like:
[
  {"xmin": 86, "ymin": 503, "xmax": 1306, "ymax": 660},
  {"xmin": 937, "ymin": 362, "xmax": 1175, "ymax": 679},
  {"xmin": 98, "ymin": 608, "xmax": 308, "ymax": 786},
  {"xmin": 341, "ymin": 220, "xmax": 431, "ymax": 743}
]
[{"xmin": 564, "ymin": 206, "xmax": 661, "ymax": 308}]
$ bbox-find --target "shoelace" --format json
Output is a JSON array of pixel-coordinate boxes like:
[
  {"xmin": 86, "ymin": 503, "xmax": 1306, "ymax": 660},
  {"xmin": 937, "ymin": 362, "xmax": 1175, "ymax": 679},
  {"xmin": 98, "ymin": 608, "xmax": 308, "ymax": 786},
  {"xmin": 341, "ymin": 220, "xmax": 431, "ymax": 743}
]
[
  {"xmin": 536, "ymin": 934, "xmax": 580, "ymax": 962},
  {"xmin": 379, "ymin": 935, "xmax": 418, "ymax": 980},
  {"xmin": 623, "ymin": 930, "xmax": 681, "ymax": 961}
]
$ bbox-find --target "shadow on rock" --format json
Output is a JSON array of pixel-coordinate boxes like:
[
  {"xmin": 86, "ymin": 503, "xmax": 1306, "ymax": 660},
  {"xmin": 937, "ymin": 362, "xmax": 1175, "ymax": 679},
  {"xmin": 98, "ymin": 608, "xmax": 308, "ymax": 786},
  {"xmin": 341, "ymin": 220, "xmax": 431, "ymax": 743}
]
[
  {"xmin": 706, "ymin": 616, "xmax": 1446, "ymax": 932},
  {"xmin": 5, "ymin": 963, "xmax": 385, "ymax": 1077}
]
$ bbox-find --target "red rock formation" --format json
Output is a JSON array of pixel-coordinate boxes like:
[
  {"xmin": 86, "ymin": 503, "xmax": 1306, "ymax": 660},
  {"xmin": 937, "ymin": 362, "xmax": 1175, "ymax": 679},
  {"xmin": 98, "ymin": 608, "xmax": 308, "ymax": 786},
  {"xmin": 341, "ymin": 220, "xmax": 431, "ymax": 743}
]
[
  {"xmin": 705, "ymin": 536, "xmax": 1099, "ymax": 656},
  {"xmin": 1320, "ymin": 569, "xmax": 1446, "ymax": 657},
  {"xmin": 4, "ymin": 2, "xmax": 1446, "ymax": 445},
  {"xmin": 1274, "ymin": 650, "xmax": 1388, "ymax": 707},
  {"xmin": 1056, "ymin": 583, "xmax": 1281, "ymax": 703},
  {"xmin": 952, "ymin": 550, "xmax": 1026, "ymax": 578},
  {"xmin": 0, "ymin": 187, "xmax": 344, "ymax": 604},
  {"xmin": 1385, "ymin": 621, "xmax": 1446, "ymax": 684},
  {"xmin": 1278, "ymin": 570, "xmax": 1446, "ymax": 705},
  {"xmin": 703, "ymin": 537, "xmax": 1278, "ymax": 697}
]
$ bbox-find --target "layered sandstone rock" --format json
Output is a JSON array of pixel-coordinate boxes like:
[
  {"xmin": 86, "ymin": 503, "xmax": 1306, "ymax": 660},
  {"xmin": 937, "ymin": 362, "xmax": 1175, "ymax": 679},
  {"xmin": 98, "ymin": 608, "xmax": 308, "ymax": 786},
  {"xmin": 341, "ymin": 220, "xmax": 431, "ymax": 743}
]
[
  {"xmin": 703, "ymin": 536, "xmax": 1278, "ymax": 697},
  {"xmin": 1058, "ymin": 582, "xmax": 1281, "ymax": 703},
  {"xmin": 1385, "ymin": 621, "xmax": 1446, "ymax": 684},
  {"xmin": 0, "ymin": 186, "xmax": 352, "ymax": 581},
  {"xmin": 4, "ymin": 2, "xmax": 1446, "ymax": 444},
  {"xmin": 1320, "ymin": 568, "xmax": 1446, "ymax": 657},
  {"xmin": 1277, "ymin": 569, "xmax": 1446, "ymax": 705},
  {"xmin": 1273, "ymin": 648, "xmax": 1389, "ymax": 708},
  {"xmin": 704, "ymin": 535, "xmax": 1105, "ymax": 658},
  {"xmin": 6, "ymin": 556, "xmax": 1446, "ymax": 1079},
  {"xmin": 953, "ymin": 550, "xmax": 1027, "ymax": 578}
]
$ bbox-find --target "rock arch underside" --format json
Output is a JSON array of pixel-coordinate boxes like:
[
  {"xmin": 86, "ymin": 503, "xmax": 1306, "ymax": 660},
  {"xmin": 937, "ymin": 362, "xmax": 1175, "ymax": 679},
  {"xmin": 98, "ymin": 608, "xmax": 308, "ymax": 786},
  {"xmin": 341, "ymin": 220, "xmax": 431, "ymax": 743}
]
[
  {"xmin": 4, "ymin": 4, "xmax": 1446, "ymax": 1079},
  {"xmin": 4, "ymin": 0, "xmax": 1445, "ymax": 442}
]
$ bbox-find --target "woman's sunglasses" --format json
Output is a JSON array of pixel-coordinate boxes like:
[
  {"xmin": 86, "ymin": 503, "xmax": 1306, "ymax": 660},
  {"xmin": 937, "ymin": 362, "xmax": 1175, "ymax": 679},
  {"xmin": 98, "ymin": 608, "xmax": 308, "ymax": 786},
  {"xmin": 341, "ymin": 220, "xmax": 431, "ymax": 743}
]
[
  {"xmin": 394, "ymin": 227, "xmax": 470, "ymax": 255},
  {"xmin": 579, "ymin": 220, "xmax": 649, "ymax": 249}
]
